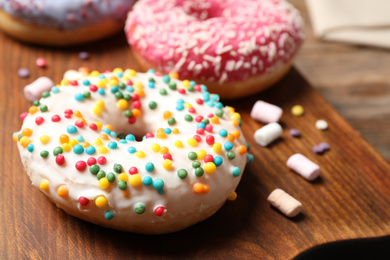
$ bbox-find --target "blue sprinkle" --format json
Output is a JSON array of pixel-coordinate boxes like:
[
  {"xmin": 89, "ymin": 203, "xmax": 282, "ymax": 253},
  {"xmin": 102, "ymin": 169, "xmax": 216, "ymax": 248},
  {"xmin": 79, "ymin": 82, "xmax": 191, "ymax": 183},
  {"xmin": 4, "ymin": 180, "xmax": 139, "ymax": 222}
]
[
  {"xmin": 176, "ymin": 103, "xmax": 184, "ymax": 111},
  {"xmin": 215, "ymin": 102, "xmax": 223, "ymax": 109},
  {"xmin": 102, "ymin": 128, "xmax": 111, "ymax": 135},
  {"xmin": 147, "ymin": 69, "xmax": 155, "ymax": 74},
  {"xmin": 224, "ymin": 142, "xmax": 233, "ymax": 151},
  {"xmin": 73, "ymin": 144, "xmax": 84, "ymax": 154},
  {"xmin": 142, "ymin": 136, "xmax": 146, "ymax": 140},
  {"xmin": 27, "ymin": 143, "xmax": 34, "ymax": 152},
  {"xmin": 97, "ymin": 88, "xmax": 105, "ymax": 95},
  {"xmin": 153, "ymin": 178, "xmax": 164, "ymax": 190},
  {"xmin": 119, "ymin": 139, "xmax": 127, "ymax": 144},
  {"xmin": 201, "ymin": 85, "xmax": 208, "ymax": 91},
  {"xmin": 246, "ymin": 153, "xmax": 254, "ymax": 163},
  {"xmin": 67, "ymin": 125, "xmax": 77, "ymax": 134},
  {"xmin": 74, "ymin": 93, "xmax": 84, "ymax": 101},
  {"xmin": 206, "ymin": 101, "xmax": 215, "ymax": 107},
  {"xmin": 214, "ymin": 156, "xmax": 223, "ymax": 166},
  {"xmin": 190, "ymin": 81, "xmax": 196, "ymax": 87},
  {"xmin": 117, "ymin": 72, "xmax": 123, "ymax": 78},
  {"xmin": 163, "ymin": 128, "xmax": 172, "ymax": 134},
  {"xmin": 98, "ymin": 74, "xmax": 106, "ymax": 79},
  {"xmin": 158, "ymin": 189, "xmax": 165, "ymax": 195},
  {"xmin": 110, "ymin": 131, "xmax": 117, "ymax": 138},
  {"xmin": 232, "ymin": 167, "xmax": 241, "ymax": 177},
  {"xmin": 104, "ymin": 211, "xmax": 114, "ymax": 220},
  {"xmin": 197, "ymin": 122, "xmax": 206, "ymax": 129},
  {"xmin": 85, "ymin": 146, "xmax": 96, "ymax": 155},
  {"xmin": 162, "ymin": 75, "xmax": 170, "ymax": 83},
  {"xmin": 110, "ymin": 86, "xmax": 119, "ymax": 93},
  {"xmin": 176, "ymin": 98, "xmax": 185, "ymax": 104},
  {"xmin": 145, "ymin": 162, "xmax": 155, "ymax": 172},
  {"xmin": 82, "ymin": 79, "xmax": 90, "ymax": 86},
  {"xmin": 202, "ymin": 92, "xmax": 210, "ymax": 101},
  {"xmin": 51, "ymin": 86, "xmax": 59, "ymax": 94},
  {"xmin": 126, "ymin": 86, "xmax": 134, "ymax": 92},
  {"xmin": 125, "ymin": 134, "xmax": 135, "ymax": 142},
  {"xmin": 142, "ymin": 176, "xmax": 153, "ymax": 186},
  {"xmin": 218, "ymin": 129, "xmax": 228, "ymax": 137},
  {"xmin": 148, "ymin": 82, "xmax": 155, "ymax": 88},
  {"xmin": 107, "ymin": 141, "xmax": 117, "ymax": 149},
  {"xmin": 75, "ymin": 135, "xmax": 84, "ymax": 142},
  {"xmin": 211, "ymin": 94, "xmax": 220, "ymax": 101},
  {"xmin": 127, "ymin": 146, "xmax": 136, "ymax": 154}
]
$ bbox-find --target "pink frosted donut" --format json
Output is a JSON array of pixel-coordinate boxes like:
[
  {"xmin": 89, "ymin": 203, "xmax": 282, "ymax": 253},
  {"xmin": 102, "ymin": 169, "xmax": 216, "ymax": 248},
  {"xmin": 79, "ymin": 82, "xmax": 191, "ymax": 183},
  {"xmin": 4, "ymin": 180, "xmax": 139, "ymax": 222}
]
[{"xmin": 125, "ymin": 0, "xmax": 305, "ymax": 99}]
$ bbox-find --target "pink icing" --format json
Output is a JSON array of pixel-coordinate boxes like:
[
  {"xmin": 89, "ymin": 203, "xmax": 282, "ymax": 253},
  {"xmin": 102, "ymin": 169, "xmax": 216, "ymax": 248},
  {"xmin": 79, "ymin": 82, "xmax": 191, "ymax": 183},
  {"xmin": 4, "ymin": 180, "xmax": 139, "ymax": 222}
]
[{"xmin": 125, "ymin": 0, "xmax": 305, "ymax": 83}]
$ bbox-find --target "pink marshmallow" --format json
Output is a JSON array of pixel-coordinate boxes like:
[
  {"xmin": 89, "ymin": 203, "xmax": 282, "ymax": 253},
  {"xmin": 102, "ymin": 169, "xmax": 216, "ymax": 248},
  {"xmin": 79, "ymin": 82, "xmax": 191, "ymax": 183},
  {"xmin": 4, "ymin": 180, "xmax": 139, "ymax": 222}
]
[
  {"xmin": 250, "ymin": 100, "xmax": 283, "ymax": 123},
  {"xmin": 24, "ymin": 77, "xmax": 54, "ymax": 102},
  {"xmin": 287, "ymin": 153, "xmax": 320, "ymax": 181},
  {"xmin": 267, "ymin": 188, "xmax": 302, "ymax": 218}
]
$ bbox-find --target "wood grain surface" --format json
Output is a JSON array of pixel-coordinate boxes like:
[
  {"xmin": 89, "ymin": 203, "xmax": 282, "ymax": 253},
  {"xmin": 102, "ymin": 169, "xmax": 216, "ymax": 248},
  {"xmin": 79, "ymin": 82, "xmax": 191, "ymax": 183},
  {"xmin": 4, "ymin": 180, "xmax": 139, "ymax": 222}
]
[{"xmin": 1, "ymin": 1, "xmax": 390, "ymax": 259}]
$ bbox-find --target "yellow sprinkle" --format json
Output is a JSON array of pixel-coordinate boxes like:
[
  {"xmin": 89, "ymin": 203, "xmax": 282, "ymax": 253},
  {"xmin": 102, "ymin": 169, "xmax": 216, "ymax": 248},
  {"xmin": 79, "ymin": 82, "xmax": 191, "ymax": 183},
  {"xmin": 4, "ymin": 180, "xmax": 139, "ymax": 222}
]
[
  {"xmin": 62, "ymin": 143, "xmax": 72, "ymax": 152},
  {"xmin": 151, "ymin": 143, "xmax": 161, "ymax": 152},
  {"xmin": 96, "ymin": 79, "xmax": 108, "ymax": 88},
  {"xmin": 162, "ymin": 159, "xmax": 173, "ymax": 170},
  {"xmin": 197, "ymin": 149, "xmax": 207, "ymax": 160},
  {"xmin": 129, "ymin": 70, "xmax": 137, "ymax": 77},
  {"xmin": 113, "ymin": 68, "xmax": 123, "ymax": 73},
  {"xmin": 40, "ymin": 179, "xmax": 49, "ymax": 191},
  {"xmin": 204, "ymin": 162, "xmax": 216, "ymax": 174},
  {"xmin": 232, "ymin": 112, "xmax": 241, "ymax": 120},
  {"xmin": 184, "ymin": 103, "xmax": 192, "ymax": 109},
  {"xmin": 134, "ymin": 81, "xmax": 143, "ymax": 89},
  {"xmin": 129, "ymin": 174, "xmax": 142, "ymax": 187},
  {"xmin": 95, "ymin": 195, "xmax": 108, "ymax": 208},
  {"xmin": 90, "ymin": 71, "xmax": 100, "ymax": 77},
  {"xmin": 94, "ymin": 138, "xmax": 103, "ymax": 146},
  {"xmin": 213, "ymin": 143, "xmax": 222, "ymax": 153},
  {"xmin": 60, "ymin": 79, "xmax": 70, "ymax": 86},
  {"xmin": 174, "ymin": 140, "xmax": 183, "ymax": 148},
  {"xmin": 98, "ymin": 146, "xmax": 109, "ymax": 154},
  {"xmin": 92, "ymin": 106, "xmax": 101, "ymax": 116},
  {"xmin": 182, "ymin": 80, "xmax": 190, "ymax": 88},
  {"xmin": 187, "ymin": 138, "xmax": 198, "ymax": 147},
  {"xmin": 22, "ymin": 128, "xmax": 33, "ymax": 137},
  {"xmin": 99, "ymin": 178, "xmax": 110, "ymax": 189},
  {"xmin": 19, "ymin": 136, "xmax": 31, "ymax": 148},
  {"xmin": 94, "ymin": 100, "xmax": 104, "ymax": 109},
  {"xmin": 118, "ymin": 173, "xmax": 128, "ymax": 182},
  {"xmin": 28, "ymin": 106, "xmax": 38, "ymax": 114},
  {"xmin": 157, "ymin": 131, "xmax": 167, "ymax": 139},
  {"xmin": 169, "ymin": 71, "xmax": 179, "ymax": 79},
  {"xmin": 117, "ymin": 99, "xmax": 128, "ymax": 110},
  {"xmin": 159, "ymin": 146, "xmax": 169, "ymax": 154},
  {"xmin": 57, "ymin": 185, "xmax": 68, "ymax": 197},
  {"xmin": 95, "ymin": 122, "xmax": 103, "ymax": 130},
  {"xmin": 135, "ymin": 151, "xmax": 146, "ymax": 158},
  {"xmin": 69, "ymin": 139, "xmax": 78, "ymax": 147},
  {"xmin": 291, "ymin": 105, "xmax": 304, "ymax": 116},
  {"xmin": 211, "ymin": 116, "xmax": 220, "ymax": 124},
  {"xmin": 227, "ymin": 191, "xmax": 237, "ymax": 201},
  {"xmin": 109, "ymin": 79, "xmax": 119, "ymax": 87}
]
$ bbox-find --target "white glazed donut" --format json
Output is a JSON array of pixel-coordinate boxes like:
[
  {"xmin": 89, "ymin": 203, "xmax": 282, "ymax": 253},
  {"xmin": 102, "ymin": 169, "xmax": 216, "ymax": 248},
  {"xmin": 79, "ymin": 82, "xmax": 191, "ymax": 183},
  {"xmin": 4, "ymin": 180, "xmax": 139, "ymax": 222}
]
[
  {"xmin": 0, "ymin": 0, "xmax": 135, "ymax": 46},
  {"xmin": 14, "ymin": 68, "xmax": 250, "ymax": 234}
]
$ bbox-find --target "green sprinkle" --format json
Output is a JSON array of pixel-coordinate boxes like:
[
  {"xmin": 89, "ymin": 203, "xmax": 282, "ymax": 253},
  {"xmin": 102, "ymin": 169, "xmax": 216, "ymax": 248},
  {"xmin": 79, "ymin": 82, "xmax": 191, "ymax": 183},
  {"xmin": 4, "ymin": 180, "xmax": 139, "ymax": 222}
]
[
  {"xmin": 32, "ymin": 100, "xmax": 40, "ymax": 106},
  {"xmin": 118, "ymin": 180, "xmax": 127, "ymax": 190},
  {"xmin": 53, "ymin": 147, "xmax": 63, "ymax": 156},
  {"xmin": 148, "ymin": 77, "xmax": 155, "ymax": 83},
  {"xmin": 192, "ymin": 161, "xmax": 201, "ymax": 168},
  {"xmin": 159, "ymin": 89, "xmax": 167, "ymax": 95},
  {"xmin": 124, "ymin": 110, "xmax": 133, "ymax": 117},
  {"xmin": 83, "ymin": 91, "xmax": 91, "ymax": 98},
  {"xmin": 184, "ymin": 114, "xmax": 193, "ymax": 122},
  {"xmin": 149, "ymin": 101, "xmax": 157, "ymax": 109},
  {"xmin": 115, "ymin": 92, "xmax": 124, "ymax": 99},
  {"xmin": 97, "ymin": 170, "xmax": 106, "ymax": 180},
  {"xmin": 227, "ymin": 151, "xmax": 235, "ymax": 160},
  {"xmin": 215, "ymin": 109, "xmax": 224, "ymax": 117},
  {"xmin": 107, "ymin": 172, "xmax": 116, "ymax": 183},
  {"xmin": 123, "ymin": 94, "xmax": 131, "ymax": 101},
  {"xmin": 134, "ymin": 203, "xmax": 146, "ymax": 214},
  {"xmin": 39, "ymin": 105, "xmax": 48, "ymax": 112},
  {"xmin": 113, "ymin": 163, "xmax": 123, "ymax": 173},
  {"xmin": 168, "ymin": 82, "xmax": 177, "ymax": 90},
  {"xmin": 201, "ymin": 118, "xmax": 210, "ymax": 125},
  {"xmin": 177, "ymin": 169, "xmax": 188, "ymax": 179},
  {"xmin": 187, "ymin": 85, "xmax": 194, "ymax": 92},
  {"xmin": 188, "ymin": 152, "xmax": 197, "ymax": 160},
  {"xmin": 42, "ymin": 91, "xmax": 50, "ymax": 98},
  {"xmin": 40, "ymin": 150, "xmax": 49, "ymax": 158},
  {"xmin": 195, "ymin": 167, "xmax": 204, "ymax": 177},
  {"xmin": 167, "ymin": 117, "xmax": 176, "ymax": 125},
  {"xmin": 118, "ymin": 82, "xmax": 126, "ymax": 89},
  {"xmin": 89, "ymin": 165, "xmax": 100, "ymax": 175}
]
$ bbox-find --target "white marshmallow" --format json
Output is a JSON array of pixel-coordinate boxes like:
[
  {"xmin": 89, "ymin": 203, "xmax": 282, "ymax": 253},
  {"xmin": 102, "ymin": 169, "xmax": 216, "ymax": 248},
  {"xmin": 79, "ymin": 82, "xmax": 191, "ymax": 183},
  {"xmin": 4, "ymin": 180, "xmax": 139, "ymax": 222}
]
[
  {"xmin": 267, "ymin": 188, "xmax": 302, "ymax": 218},
  {"xmin": 250, "ymin": 100, "xmax": 283, "ymax": 123},
  {"xmin": 287, "ymin": 153, "xmax": 320, "ymax": 181},
  {"xmin": 315, "ymin": 119, "xmax": 328, "ymax": 130},
  {"xmin": 23, "ymin": 77, "xmax": 54, "ymax": 102},
  {"xmin": 254, "ymin": 122, "xmax": 283, "ymax": 146},
  {"xmin": 63, "ymin": 70, "xmax": 82, "ymax": 81}
]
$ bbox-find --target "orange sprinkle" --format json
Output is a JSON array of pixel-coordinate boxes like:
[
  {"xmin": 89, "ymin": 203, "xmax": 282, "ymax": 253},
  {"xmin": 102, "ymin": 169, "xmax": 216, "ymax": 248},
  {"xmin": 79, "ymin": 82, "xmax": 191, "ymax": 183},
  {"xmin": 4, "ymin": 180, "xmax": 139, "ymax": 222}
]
[
  {"xmin": 105, "ymin": 124, "xmax": 114, "ymax": 131},
  {"xmin": 159, "ymin": 146, "xmax": 169, "ymax": 154},
  {"xmin": 194, "ymin": 183, "xmax": 204, "ymax": 193},
  {"xmin": 163, "ymin": 111, "xmax": 172, "ymax": 120},
  {"xmin": 232, "ymin": 119, "xmax": 240, "ymax": 127},
  {"xmin": 22, "ymin": 128, "xmax": 33, "ymax": 137},
  {"xmin": 59, "ymin": 134, "xmax": 69, "ymax": 144},
  {"xmin": 226, "ymin": 134, "xmax": 235, "ymax": 142},
  {"xmin": 232, "ymin": 130, "xmax": 241, "ymax": 139},
  {"xmin": 203, "ymin": 185, "xmax": 210, "ymax": 193},
  {"xmin": 132, "ymin": 109, "xmax": 141, "ymax": 117},
  {"xmin": 157, "ymin": 132, "xmax": 167, "ymax": 139},
  {"xmin": 211, "ymin": 116, "xmax": 220, "ymax": 124},
  {"xmin": 57, "ymin": 185, "xmax": 68, "ymax": 197},
  {"xmin": 237, "ymin": 145, "xmax": 247, "ymax": 155},
  {"xmin": 81, "ymin": 142, "xmax": 91, "ymax": 148},
  {"xmin": 172, "ymin": 128, "xmax": 180, "ymax": 134},
  {"xmin": 74, "ymin": 111, "xmax": 82, "ymax": 117},
  {"xmin": 169, "ymin": 71, "xmax": 179, "ymax": 79},
  {"xmin": 12, "ymin": 134, "xmax": 18, "ymax": 143},
  {"xmin": 78, "ymin": 66, "xmax": 90, "ymax": 75},
  {"xmin": 100, "ymin": 134, "xmax": 109, "ymax": 140}
]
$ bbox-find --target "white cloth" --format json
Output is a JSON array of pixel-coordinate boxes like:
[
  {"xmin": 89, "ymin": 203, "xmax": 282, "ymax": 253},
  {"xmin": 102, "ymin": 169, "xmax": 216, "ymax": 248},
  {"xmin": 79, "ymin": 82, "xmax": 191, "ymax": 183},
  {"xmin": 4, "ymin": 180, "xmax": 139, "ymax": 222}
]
[{"xmin": 305, "ymin": 0, "xmax": 390, "ymax": 48}]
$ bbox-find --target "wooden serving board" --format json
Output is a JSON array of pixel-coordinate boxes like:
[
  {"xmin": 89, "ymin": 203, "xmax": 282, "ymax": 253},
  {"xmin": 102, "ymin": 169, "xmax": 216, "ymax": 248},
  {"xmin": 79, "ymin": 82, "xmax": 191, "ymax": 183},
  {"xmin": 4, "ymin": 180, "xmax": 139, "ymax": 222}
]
[{"xmin": 1, "ymin": 32, "xmax": 390, "ymax": 260}]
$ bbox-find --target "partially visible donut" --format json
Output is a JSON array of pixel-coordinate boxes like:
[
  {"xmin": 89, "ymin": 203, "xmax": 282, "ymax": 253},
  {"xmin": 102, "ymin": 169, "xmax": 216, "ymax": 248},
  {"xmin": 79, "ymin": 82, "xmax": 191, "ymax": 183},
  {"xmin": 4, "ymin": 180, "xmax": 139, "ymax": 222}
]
[
  {"xmin": 0, "ymin": 0, "xmax": 135, "ymax": 46},
  {"xmin": 14, "ymin": 68, "xmax": 251, "ymax": 234},
  {"xmin": 125, "ymin": 0, "xmax": 305, "ymax": 99}
]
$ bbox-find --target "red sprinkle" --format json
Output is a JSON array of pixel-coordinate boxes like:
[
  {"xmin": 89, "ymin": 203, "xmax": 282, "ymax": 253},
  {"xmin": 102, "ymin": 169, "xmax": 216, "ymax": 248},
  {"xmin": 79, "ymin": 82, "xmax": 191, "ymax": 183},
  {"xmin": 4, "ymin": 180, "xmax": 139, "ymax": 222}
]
[
  {"xmin": 35, "ymin": 116, "xmax": 44, "ymax": 125},
  {"xmin": 196, "ymin": 128, "xmax": 205, "ymax": 135},
  {"xmin": 206, "ymin": 135, "xmax": 215, "ymax": 145},
  {"xmin": 133, "ymin": 100, "xmax": 141, "ymax": 109},
  {"xmin": 56, "ymin": 154, "xmax": 65, "ymax": 165},
  {"xmin": 194, "ymin": 85, "xmax": 201, "ymax": 91},
  {"xmin": 127, "ymin": 80, "xmax": 133, "ymax": 86},
  {"xmin": 188, "ymin": 107, "xmax": 196, "ymax": 114},
  {"xmin": 70, "ymin": 80, "xmax": 78, "ymax": 86},
  {"xmin": 64, "ymin": 109, "xmax": 73, "ymax": 115},
  {"xmin": 75, "ymin": 161, "xmax": 87, "ymax": 171},
  {"xmin": 35, "ymin": 57, "xmax": 47, "ymax": 68},
  {"xmin": 89, "ymin": 123, "xmax": 98, "ymax": 130},
  {"xmin": 87, "ymin": 157, "xmax": 96, "ymax": 166},
  {"xmin": 51, "ymin": 115, "xmax": 61, "ymax": 122},
  {"xmin": 131, "ymin": 93, "xmax": 139, "ymax": 101},
  {"xmin": 163, "ymin": 153, "xmax": 172, "ymax": 160},
  {"xmin": 205, "ymin": 124, "xmax": 213, "ymax": 132},
  {"xmin": 195, "ymin": 115, "xmax": 203, "ymax": 122},
  {"xmin": 155, "ymin": 206, "xmax": 165, "ymax": 216},
  {"xmin": 129, "ymin": 167, "xmax": 138, "ymax": 175},
  {"xmin": 145, "ymin": 132, "xmax": 154, "ymax": 139},
  {"xmin": 89, "ymin": 85, "xmax": 98, "ymax": 92},
  {"xmin": 64, "ymin": 113, "xmax": 72, "ymax": 119},
  {"xmin": 204, "ymin": 154, "xmax": 214, "ymax": 163},
  {"xmin": 208, "ymin": 113, "xmax": 214, "ymax": 118},
  {"xmin": 20, "ymin": 112, "xmax": 28, "ymax": 121},
  {"xmin": 79, "ymin": 197, "xmax": 89, "ymax": 206},
  {"xmin": 97, "ymin": 156, "xmax": 107, "ymax": 165},
  {"xmin": 178, "ymin": 88, "xmax": 186, "ymax": 94},
  {"xmin": 193, "ymin": 135, "xmax": 202, "ymax": 142},
  {"xmin": 75, "ymin": 120, "xmax": 84, "ymax": 128},
  {"xmin": 196, "ymin": 98, "xmax": 203, "ymax": 105},
  {"xmin": 128, "ymin": 116, "xmax": 136, "ymax": 124}
]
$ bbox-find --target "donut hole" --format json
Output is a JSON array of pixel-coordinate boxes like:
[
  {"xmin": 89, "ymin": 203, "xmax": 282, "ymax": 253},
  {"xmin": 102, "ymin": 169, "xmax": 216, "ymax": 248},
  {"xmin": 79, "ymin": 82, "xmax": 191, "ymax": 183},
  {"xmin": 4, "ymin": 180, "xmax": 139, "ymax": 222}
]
[{"xmin": 176, "ymin": 0, "xmax": 224, "ymax": 20}]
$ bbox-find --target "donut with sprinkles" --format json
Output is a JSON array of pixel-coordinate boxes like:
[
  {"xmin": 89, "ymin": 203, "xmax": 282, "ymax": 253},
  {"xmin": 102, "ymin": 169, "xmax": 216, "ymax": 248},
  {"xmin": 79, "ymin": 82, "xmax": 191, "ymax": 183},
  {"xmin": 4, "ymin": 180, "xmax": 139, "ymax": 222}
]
[
  {"xmin": 125, "ymin": 0, "xmax": 305, "ymax": 99},
  {"xmin": 14, "ymin": 68, "xmax": 252, "ymax": 234},
  {"xmin": 0, "ymin": 0, "xmax": 135, "ymax": 46}
]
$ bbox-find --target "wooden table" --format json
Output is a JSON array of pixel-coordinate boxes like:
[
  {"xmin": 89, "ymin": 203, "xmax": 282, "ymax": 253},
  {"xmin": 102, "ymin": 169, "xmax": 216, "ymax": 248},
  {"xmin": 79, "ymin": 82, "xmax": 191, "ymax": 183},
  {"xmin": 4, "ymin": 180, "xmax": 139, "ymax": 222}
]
[{"xmin": 1, "ymin": 1, "xmax": 390, "ymax": 259}]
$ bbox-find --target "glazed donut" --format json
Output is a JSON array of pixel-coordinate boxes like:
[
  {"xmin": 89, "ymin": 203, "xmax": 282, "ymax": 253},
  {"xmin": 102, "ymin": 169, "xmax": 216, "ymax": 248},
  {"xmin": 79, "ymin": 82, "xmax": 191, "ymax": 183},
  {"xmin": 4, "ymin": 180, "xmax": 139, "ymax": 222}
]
[
  {"xmin": 0, "ymin": 0, "xmax": 134, "ymax": 46},
  {"xmin": 125, "ymin": 0, "xmax": 305, "ymax": 99},
  {"xmin": 14, "ymin": 68, "xmax": 251, "ymax": 234}
]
